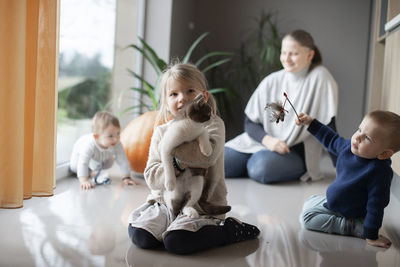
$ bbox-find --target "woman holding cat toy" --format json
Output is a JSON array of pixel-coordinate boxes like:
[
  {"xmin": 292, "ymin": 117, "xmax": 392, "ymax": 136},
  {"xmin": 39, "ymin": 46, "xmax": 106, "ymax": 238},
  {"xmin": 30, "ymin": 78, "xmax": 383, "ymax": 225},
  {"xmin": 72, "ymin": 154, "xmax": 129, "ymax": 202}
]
[
  {"xmin": 127, "ymin": 62, "xmax": 260, "ymax": 254},
  {"xmin": 225, "ymin": 29, "xmax": 338, "ymax": 183}
]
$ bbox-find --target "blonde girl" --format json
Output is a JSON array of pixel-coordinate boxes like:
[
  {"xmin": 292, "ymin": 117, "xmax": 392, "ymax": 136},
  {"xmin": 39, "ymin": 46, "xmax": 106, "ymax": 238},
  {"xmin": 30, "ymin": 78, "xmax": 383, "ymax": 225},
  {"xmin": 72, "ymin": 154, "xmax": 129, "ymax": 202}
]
[{"xmin": 127, "ymin": 62, "xmax": 259, "ymax": 254}]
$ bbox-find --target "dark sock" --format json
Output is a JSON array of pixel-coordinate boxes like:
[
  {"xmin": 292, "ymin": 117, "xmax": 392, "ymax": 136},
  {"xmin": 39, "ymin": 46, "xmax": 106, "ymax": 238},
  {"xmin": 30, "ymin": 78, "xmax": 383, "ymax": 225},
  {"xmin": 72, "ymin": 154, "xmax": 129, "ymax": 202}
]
[{"xmin": 223, "ymin": 217, "xmax": 260, "ymax": 244}]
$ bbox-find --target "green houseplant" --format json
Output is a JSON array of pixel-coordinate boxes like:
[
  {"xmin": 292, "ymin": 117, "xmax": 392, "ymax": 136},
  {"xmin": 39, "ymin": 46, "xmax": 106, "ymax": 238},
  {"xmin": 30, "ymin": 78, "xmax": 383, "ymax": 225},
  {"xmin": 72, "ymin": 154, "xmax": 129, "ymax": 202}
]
[
  {"xmin": 120, "ymin": 32, "xmax": 233, "ymax": 173},
  {"xmin": 223, "ymin": 11, "xmax": 282, "ymax": 96},
  {"xmin": 210, "ymin": 11, "xmax": 282, "ymax": 139}
]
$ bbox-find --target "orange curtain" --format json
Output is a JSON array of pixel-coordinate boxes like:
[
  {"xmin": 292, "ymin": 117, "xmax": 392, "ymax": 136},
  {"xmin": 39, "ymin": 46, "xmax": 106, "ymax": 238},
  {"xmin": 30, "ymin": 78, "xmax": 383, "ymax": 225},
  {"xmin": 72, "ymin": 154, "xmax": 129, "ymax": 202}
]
[{"xmin": 0, "ymin": 0, "xmax": 59, "ymax": 208}]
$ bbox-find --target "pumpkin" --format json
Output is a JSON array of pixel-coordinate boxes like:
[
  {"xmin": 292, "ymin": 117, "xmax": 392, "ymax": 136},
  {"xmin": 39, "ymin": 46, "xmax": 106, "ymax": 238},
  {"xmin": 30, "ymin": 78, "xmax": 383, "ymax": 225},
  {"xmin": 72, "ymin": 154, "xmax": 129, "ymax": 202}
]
[{"xmin": 120, "ymin": 110, "xmax": 159, "ymax": 173}]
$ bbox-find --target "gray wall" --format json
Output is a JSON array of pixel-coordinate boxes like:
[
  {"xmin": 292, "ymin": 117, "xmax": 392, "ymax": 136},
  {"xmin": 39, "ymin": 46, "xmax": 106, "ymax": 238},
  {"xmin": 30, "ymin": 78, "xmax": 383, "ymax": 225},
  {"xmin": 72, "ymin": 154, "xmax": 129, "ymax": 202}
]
[{"xmin": 170, "ymin": 0, "xmax": 372, "ymax": 140}]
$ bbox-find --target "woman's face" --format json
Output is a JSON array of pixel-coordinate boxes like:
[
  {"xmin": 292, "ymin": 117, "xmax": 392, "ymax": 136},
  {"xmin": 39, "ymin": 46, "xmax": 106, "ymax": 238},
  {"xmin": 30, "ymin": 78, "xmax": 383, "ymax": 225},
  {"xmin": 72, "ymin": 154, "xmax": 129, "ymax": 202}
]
[
  {"xmin": 166, "ymin": 79, "xmax": 209, "ymax": 117},
  {"xmin": 280, "ymin": 37, "xmax": 314, "ymax": 73}
]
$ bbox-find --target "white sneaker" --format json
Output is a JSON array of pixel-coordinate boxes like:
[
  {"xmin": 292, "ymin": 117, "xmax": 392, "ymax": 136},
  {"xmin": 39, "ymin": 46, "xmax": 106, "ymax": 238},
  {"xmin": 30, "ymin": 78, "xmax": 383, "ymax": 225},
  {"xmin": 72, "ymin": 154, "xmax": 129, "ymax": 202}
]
[{"xmin": 95, "ymin": 172, "xmax": 111, "ymax": 185}]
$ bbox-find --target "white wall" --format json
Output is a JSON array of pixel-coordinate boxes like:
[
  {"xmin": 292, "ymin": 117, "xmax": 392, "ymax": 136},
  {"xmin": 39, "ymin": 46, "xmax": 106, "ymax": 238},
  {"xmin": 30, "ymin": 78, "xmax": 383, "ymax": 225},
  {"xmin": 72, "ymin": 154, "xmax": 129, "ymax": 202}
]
[
  {"xmin": 111, "ymin": 0, "xmax": 139, "ymax": 128},
  {"xmin": 132, "ymin": 0, "xmax": 173, "ymax": 116},
  {"xmin": 143, "ymin": 0, "xmax": 172, "ymax": 81}
]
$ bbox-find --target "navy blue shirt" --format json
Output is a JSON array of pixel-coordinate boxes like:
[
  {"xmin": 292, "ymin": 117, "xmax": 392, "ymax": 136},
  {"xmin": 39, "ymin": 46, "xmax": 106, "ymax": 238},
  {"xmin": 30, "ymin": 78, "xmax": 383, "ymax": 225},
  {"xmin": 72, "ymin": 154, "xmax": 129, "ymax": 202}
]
[{"xmin": 308, "ymin": 119, "xmax": 393, "ymax": 240}]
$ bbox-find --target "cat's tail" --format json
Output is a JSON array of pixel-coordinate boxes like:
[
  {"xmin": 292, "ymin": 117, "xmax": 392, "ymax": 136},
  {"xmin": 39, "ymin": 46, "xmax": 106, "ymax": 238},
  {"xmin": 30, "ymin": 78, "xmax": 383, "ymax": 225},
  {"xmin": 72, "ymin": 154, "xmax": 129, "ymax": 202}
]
[{"xmin": 199, "ymin": 201, "xmax": 231, "ymax": 215}]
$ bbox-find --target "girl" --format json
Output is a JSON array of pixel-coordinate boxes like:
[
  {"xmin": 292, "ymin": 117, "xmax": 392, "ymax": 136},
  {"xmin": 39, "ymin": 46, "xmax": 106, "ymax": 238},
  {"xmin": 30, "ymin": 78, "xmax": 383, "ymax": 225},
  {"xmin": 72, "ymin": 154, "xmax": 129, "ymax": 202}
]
[{"xmin": 127, "ymin": 63, "xmax": 260, "ymax": 254}]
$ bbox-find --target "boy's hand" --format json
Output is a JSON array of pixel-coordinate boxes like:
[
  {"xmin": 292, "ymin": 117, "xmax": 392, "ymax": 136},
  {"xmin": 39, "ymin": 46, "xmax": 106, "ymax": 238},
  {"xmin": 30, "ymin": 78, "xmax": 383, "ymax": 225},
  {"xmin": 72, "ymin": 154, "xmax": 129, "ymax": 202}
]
[
  {"xmin": 366, "ymin": 235, "xmax": 392, "ymax": 248},
  {"xmin": 262, "ymin": 135, "xmax": 290, "ymax": 154},
  {"xmin": 79, "ymin": 177, "xmax": 94, "ymax": 190},
  {"xmin": 296, "ymin": 113, "xmax": 313, "ymax": 126},
  {"xmin": 122, "ymin": 177, "xmax": 139, "ymax": 186}
]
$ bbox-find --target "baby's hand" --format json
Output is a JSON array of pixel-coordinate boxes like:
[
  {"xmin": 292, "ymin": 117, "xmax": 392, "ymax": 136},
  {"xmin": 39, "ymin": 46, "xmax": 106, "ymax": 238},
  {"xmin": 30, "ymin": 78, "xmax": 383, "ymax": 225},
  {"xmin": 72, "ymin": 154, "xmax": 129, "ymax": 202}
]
[
  {"xmin": 79, "ymin": 177, "xmax": 94, "ymax": 190},
  {"xmin": 122, "ymin": 177, "xmax": 139, "ymax": 186},
  {"xmin": 366, "ymin": 235, "xmax": 392, "ymax": 248},
  {"xmin": 296, "ymin": 113, "xmax": 313, "ymax": 126}
]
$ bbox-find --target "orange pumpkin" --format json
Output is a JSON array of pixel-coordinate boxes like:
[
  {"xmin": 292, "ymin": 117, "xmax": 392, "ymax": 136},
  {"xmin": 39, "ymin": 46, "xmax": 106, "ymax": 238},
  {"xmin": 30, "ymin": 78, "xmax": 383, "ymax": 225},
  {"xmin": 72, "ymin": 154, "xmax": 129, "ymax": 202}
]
[{"xmin": 120, "ymin": 111, "xmax": 159, "ymax": 173}]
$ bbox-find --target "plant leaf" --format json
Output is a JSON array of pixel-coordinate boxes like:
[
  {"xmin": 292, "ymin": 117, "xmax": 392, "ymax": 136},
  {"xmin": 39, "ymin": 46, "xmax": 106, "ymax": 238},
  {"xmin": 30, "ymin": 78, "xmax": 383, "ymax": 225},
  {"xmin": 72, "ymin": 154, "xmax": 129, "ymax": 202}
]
[
  {"xmin": 129, "ymin": 87, "xmax": 149, "ymax": 96},
  {"xmin": 126, "ymin": 69, "xmax": 155, "ymax": 92},
  {"xmin": 138, "ymin": 37, "xmax": 168, "ymax": 73},
  {"xmin": 118, "ymin": 104, "xmax": 142, "ymax": 116},
  {"xmin": 144, "ymin": 82, "xmax": 158, "ymax": 110},
  {"xmin": 209, "ymin": 87, "xmax": 235, "ymax": 97},
  {"xmin": 183, "ymin": 32, "xmax": 209, "ymax": 63},
  {"xmin": 127, "ymin": 44, "xmax": 161, "ymax": 75},
  {"xmin": 201, "ymin": 58, "xmax": 231, "ymax": 73},
  {"xmin": 195, "ymin": 51, "xmax": 233, "ymax": 67},
  {"xmin": 138, "ymin": 99, "xmax": 153, "ymax": 110}
]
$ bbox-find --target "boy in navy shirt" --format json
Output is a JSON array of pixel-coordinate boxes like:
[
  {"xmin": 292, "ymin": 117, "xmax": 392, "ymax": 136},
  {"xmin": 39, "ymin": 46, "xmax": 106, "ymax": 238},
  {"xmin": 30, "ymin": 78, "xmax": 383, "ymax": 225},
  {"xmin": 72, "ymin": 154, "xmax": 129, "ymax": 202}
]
[{"xmin": 296, "ymin": 110, "xmax": 400, "ymax": 248}]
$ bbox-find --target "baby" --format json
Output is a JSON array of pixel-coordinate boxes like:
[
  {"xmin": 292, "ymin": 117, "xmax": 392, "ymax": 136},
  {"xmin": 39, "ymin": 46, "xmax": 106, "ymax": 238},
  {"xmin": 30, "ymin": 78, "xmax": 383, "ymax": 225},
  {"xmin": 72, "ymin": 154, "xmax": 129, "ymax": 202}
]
[
  {"xmin": 296, "ymin": 110, "xmax": 400, "ymax": 248},
  {"xmin": 69, "ymin": 111, "xmax": 137, "ymax": 190}
]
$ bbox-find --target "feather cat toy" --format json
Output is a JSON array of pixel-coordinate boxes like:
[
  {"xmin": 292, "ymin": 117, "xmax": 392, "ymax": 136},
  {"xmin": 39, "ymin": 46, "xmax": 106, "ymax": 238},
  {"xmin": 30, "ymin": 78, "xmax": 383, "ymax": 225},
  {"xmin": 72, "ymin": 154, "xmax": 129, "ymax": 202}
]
[
  {"xmin": 265, "ymin": 92, "xmax": 299, "ymax": 124},
  {"xmin": 265, "ymin": 101, "xmax": 287, "ymax": 123}
]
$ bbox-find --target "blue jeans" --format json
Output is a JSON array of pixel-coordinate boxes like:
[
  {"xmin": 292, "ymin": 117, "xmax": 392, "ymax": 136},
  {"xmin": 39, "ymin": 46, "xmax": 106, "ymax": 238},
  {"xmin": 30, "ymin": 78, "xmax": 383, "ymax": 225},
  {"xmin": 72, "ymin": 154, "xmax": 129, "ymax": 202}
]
[{"xmin": 224, "ymin": 145, "xmax": 306, "ymax": 184}]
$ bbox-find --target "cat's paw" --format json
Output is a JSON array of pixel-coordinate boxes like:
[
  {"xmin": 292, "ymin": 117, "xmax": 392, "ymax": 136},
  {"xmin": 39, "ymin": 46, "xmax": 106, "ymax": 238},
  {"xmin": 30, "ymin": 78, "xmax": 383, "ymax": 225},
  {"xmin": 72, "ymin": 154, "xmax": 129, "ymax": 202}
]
[
  {"xmin": 146, "ymin": 195, "xmax": 156, "ymax": 204},
  {"xmin": 182, "ymin": 206, "xmax": 199, "ymax": 218},
  {"xmin": 200, "ymin": 143, "xmax": 212, "ymax": 156},
  {"xmin": 165, "ymin": 179, "xmax": 176, "ymax": 191}
]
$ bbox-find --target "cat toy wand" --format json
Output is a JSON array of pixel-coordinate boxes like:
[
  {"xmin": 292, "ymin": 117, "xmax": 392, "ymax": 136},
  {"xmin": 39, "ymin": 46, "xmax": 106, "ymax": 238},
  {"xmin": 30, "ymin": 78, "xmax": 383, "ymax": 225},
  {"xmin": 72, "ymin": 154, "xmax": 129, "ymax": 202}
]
[
  {"xmin": 264, "ymin": 92, "xmax": 300, "ymax": 124},
  {"xmin": 283, "ymin": 92, "xmax": 300, "ymax": 120}
]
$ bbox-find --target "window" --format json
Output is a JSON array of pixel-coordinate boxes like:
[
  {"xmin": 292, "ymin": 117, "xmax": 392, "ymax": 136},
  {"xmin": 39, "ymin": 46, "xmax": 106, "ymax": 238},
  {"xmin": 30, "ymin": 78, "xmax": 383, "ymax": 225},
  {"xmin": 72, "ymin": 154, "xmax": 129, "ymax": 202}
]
[
  {"xmin": 57, "ymin": 0, "xmax": 142, "ymax": 173},
  {"xmin": 57, "ymin": 0, "xmax": 117, "ymax": 165}
]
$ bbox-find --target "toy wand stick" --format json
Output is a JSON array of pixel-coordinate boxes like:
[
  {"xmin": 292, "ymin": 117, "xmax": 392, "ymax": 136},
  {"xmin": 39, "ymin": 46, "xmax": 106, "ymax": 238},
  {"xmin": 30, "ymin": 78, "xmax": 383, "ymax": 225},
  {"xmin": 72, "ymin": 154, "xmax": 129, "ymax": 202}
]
[{"xmin": 283, "ymin": 92, "xmax": 300, "ymax": 120}]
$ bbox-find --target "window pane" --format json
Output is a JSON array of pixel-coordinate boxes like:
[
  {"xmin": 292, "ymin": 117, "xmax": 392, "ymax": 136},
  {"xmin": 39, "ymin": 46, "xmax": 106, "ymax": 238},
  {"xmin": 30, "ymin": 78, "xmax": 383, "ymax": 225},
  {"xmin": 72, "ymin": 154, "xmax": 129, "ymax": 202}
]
[{"xmin": 57, "ymin": 0, "xmax": 116, "ymax": 164}]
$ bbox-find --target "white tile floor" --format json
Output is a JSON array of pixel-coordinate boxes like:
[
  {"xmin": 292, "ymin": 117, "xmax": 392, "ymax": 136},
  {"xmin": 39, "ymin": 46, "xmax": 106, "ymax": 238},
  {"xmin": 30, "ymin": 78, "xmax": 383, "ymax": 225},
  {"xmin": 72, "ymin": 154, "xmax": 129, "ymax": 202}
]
[{"xmin": 1, "ymin": 155, "xmax": 400, "ymax": 267}]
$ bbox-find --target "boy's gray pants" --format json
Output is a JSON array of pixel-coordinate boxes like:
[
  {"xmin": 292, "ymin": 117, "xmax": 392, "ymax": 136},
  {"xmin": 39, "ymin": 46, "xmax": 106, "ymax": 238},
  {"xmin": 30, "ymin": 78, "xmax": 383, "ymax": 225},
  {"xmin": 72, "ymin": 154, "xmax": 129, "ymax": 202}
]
[{"xmin": 300, "ymin": 195, "xmax": 363, "ymax": 238}]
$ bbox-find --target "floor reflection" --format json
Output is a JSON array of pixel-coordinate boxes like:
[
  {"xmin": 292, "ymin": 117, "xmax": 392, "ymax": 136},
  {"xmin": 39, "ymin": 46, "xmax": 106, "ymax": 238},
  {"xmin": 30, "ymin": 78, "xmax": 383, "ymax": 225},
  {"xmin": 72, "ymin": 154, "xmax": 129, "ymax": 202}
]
[
  {"xmin": 126, "ymin": 238, "xmax": 259, "ymax": 267},
  {"xmin": 299, "ymin": 229, "xmax": 381, "ymax": 267},
  {"xmin": 1, "ymin": 161, "xmax": 400, "ymax": 267},
  {"xmin": 15, "ymin": 175, "xmax": 143, "ymax": 267}
]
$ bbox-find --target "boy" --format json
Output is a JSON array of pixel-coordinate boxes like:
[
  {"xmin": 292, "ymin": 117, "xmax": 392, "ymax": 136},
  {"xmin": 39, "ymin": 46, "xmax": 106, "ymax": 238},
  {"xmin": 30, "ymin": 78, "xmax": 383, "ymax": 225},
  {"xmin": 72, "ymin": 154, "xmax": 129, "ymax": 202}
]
[
  {"xmin": 296, "ymin": 110, "xmax": 400, "ymax": 248},
  {"xmin": 70, "ymin": 111, "xmax": 138, "ymax": 190}
]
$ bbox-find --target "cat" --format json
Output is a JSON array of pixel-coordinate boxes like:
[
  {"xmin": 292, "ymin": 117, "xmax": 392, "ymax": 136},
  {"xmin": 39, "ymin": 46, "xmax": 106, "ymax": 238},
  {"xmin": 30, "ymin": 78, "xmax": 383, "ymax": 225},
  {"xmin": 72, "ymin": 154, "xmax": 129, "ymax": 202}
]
[{"xmin": 147, "ymin": 94, "xmax": 231, "ymax": 218}]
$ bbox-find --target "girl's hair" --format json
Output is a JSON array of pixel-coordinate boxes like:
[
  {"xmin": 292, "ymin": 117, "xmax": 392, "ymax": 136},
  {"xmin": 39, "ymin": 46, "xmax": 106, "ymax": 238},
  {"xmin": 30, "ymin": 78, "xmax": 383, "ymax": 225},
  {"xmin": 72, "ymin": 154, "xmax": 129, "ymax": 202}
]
[
  {"xmin": 156, "ymin": 62, "xmax": 217, "ymax": 125},
  {"xmin": 283, "ymin": 29, "xmax": 322, "ymax": 71},
  {"xmin": 92, "ymin": 111, "xmax": 120, "ymax": 134}
]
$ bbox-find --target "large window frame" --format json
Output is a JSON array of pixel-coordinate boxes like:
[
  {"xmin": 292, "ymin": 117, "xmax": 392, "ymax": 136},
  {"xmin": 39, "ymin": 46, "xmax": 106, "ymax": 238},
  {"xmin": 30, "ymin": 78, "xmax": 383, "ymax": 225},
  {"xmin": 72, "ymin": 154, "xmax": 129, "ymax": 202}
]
[{"xmin": 56, "ymin": 0, "xmax": 145, "ymax": 179}]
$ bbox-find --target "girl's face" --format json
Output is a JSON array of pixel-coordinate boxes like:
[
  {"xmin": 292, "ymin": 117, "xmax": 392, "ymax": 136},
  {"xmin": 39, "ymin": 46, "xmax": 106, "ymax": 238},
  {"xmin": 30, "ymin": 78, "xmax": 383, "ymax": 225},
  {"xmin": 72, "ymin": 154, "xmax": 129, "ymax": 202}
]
[
  {"xmin": 94, "ymin": 124, "xmax": 120, "ymax": 149},
  {"xmin": 280, "ymin": 37, "xmax": 314, "ymax": 73},
  {"xmin": 166, "ymin": 79, "xmax": 209, "ymax": 117}
]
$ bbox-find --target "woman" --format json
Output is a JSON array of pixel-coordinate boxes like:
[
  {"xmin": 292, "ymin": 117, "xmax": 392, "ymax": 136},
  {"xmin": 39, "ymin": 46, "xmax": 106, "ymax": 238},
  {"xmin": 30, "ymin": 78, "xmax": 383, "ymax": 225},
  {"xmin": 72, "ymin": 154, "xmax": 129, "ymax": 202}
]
[{"xmin": 225, "ymin": 29, "xmax": 338, "ymax": 184}]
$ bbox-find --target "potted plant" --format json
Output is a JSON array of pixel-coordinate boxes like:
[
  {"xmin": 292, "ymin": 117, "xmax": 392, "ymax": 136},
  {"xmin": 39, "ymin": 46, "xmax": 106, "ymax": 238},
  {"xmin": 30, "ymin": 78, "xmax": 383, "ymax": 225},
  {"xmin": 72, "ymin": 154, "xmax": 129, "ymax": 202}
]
[
  {"xmin": 210, "ymin": 11, "xmax": 282, "ymax": 140},
  {"xmin": 120, "ymin": 32, "xmax": 233, "ymax": 174}
]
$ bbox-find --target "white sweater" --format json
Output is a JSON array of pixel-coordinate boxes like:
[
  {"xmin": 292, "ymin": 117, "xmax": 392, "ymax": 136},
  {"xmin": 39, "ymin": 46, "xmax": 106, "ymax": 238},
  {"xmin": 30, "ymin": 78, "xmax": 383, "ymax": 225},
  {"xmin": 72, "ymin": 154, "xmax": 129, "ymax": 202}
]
[{"xmin": 69, "ymin": 133, "xmax": 131, "ymax": 177}]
